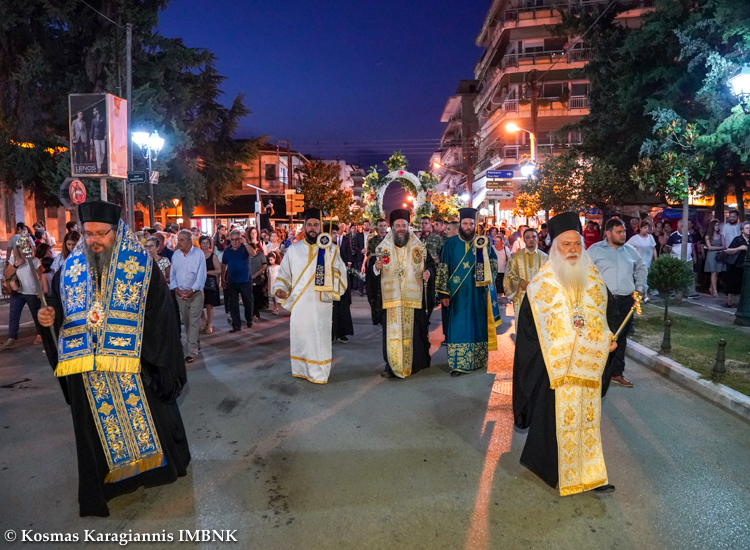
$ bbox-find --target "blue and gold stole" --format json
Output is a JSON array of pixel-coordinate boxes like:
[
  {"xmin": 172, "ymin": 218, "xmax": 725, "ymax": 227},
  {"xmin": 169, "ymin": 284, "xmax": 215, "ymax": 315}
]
[
  {"xmin": 58, "ymin": 221, "xmax": 164, "ymax": 482},
  {"xmin": 447, "ymin": 236, "xmax": 501, "ymax": 348}
]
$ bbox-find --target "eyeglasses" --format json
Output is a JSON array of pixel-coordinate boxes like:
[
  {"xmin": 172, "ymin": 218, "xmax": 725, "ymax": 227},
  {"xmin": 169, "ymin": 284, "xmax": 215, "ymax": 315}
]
[{"xmin": 83, "ymin": 229, "xmax": 113, "ymax": 240}]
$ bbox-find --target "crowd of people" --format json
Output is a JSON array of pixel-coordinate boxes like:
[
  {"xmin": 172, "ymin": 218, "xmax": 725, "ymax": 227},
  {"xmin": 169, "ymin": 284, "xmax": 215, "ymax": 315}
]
[{"xmin": 5, "ymin": 199, "xmax": 750, "ymax": 515}]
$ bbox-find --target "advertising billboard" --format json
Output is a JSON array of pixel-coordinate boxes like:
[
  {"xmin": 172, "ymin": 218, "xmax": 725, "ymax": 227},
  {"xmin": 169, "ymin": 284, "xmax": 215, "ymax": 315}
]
[{"xmin": 68, "ymin": 93, "xmax": 128, "ymax": 178}]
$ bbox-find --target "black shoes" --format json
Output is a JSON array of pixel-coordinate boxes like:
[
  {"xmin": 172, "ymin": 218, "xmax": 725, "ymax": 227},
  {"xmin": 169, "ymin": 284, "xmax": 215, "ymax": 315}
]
[
  {"xmin": 593, "ymin": 484, "xmax": 616, "ymax": 493},
  {"xmin": 450, "ymin": 371, "xmax": 463, "ymax": 377},
  {"xmin": 185, "ymin": 356, "xmax": 194, "ymax": 364},
  {"xmin": 230, "ymin": 328, "xmax": 241, "ymax": 333},
  {"xmin": 339, "ymin": 336, "xmax": 349, "ymax": 343}
]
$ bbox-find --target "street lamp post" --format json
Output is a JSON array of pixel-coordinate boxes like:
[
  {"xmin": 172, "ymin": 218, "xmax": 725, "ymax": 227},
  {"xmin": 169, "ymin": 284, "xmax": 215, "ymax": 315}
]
[
  {"xmin": 506, "ymin": 123, "xmax": 537, "ymax": 163},
  {"xmin": 729, "ymin": 65, "xmax": 750, "ymax": 325},
  {"xmin": 132, "ymin": 130, "xmax": 165, "ymax": 227}
]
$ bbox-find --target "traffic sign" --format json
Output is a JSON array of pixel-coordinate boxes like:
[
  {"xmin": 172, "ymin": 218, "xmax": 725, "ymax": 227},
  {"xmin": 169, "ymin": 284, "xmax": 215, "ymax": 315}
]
[
  {"xmin": 486, "ymin": 180, "xmax": 513, "ymax": 190},
  {"xmin": 485, "ymin": 190, "xmax": 514, "ymax": 200},
  {"xmin": 59, "ymin": 178, "xmax": 87, "ymax": 209},
  {"xmin": 127, "ymin": 171, "xmax": 147, "ymax": 184},
  {"xmin": 149, "ymin": 171, "xmax": 159, "ymax": 185},
  {"xmin": 487, "ymin": 170, "xmax": 514, "ymax": 179}
]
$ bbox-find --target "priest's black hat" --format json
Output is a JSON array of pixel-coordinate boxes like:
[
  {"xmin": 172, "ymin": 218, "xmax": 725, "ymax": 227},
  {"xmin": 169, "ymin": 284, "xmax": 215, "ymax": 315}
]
[
  {"xmin": 78, "ymin": 200, "xmax": 121, "ymax": 225},
  {"xmin": 303, "ymin": 208, "xmax": 323, "ymax": 223},
  {"xmin": 547, "ymin": 212, "xmax": 582, "ymax": 241},
  {"xmin": 389, "ymin": 209, "xmax": 411, "ymax": 226},
  {"xmin": 458, "ymin": 207, "xmax": 477, "ymax": 220}
]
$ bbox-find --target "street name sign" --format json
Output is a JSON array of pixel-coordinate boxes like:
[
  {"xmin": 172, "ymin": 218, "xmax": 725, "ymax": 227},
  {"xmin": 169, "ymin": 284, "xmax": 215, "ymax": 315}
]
[
  {"xmin": 127, "ymin": 171, "xmax": 147, "ymax": 184},
  {"xmin": 485, "ymin": 190, "xmax": 514, "ymax": 200},
  {"xmin": 486, "ymin": 180, "xmax": 513, "ymax": 190},
  {"xmin": 487, "ymin": 170, "xmax": 514, "ymax": 179}
]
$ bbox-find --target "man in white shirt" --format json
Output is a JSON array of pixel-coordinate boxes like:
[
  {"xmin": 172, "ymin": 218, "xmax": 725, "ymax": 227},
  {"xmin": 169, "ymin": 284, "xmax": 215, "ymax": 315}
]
[
  {"xmin": 169, "ymin": 230, "xmax": 207, "ymax": 363},
  {"xmin": 1, "ymin": 244, "xmax": 43, "ymax": 350},
  {"xmin": 722, "ymin": 210, "xmax": 741, "ymax": 248}
]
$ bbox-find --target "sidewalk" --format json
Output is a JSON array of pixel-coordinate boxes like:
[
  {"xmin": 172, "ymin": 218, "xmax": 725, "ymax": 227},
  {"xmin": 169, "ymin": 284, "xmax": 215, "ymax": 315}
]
[{"xmin": 645, "ymin": 290, "xmax": 750, "ymax": 332}]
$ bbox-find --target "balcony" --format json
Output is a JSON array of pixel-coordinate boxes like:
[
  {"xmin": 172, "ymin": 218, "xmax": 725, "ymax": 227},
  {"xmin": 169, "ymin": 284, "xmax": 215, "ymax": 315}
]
[
  {"xmin": 499, "ymin": 0, "xmax": 654, "ymax": 27},
  {"xmin": 501, "ymin": 48, "xmax": 592, "ymax": 70}
]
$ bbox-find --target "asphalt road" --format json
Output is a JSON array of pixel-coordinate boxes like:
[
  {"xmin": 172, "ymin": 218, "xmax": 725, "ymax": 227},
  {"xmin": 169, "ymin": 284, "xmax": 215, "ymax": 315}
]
[{"xmin": 1, "ymin": 296, "xmax": 749, "ymax": 550}]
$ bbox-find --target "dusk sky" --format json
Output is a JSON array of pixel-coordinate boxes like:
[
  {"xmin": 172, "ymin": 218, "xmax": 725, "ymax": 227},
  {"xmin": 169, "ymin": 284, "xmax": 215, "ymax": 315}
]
[{"xmin": 158, "ymin": 0, "xmax": 489, "ymax": 172}]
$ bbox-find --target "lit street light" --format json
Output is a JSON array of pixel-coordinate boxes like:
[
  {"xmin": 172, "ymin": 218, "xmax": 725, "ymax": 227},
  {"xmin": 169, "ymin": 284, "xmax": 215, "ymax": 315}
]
[
  {"xmin": 132, "ymin": 130, "xmax": 165, "ymax": 227},
  {"xmin": 520, "ymin": 164, "xmax": 536, "ymax": 178},
  {"xmin": 506, "ymin": 123, "xmax": 537, "ymax": 162},
  {"xmin": 729, "ymin": 65, "xmax": 750, "ymax": 114}
]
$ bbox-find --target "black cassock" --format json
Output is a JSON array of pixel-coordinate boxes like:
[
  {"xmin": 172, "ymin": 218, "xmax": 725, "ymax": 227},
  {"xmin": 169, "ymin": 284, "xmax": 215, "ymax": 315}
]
[
  {"xmin": 512, "ymin": 292, "xmax": 618, "ymax": 489},
  {"xmin": 332, "ymin": 236, "xmax": 354, "ymax": 340},
  {"xmin": 42, "ymin": 262, "xmax": 191, "ymax": 517},
  {"xmin": 366, "ymin": 253, "xmax": 436, "ymax": 376}
]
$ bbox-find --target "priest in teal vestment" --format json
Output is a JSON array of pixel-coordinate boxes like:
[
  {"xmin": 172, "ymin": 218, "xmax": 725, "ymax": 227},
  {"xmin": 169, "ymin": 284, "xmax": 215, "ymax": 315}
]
[{"xmin": 436, "ymin": 208, "xmax": 501, "ymax": 376}]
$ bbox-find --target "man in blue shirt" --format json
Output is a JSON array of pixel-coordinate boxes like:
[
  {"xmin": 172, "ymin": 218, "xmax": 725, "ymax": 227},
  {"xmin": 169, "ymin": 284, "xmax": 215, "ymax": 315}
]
[
  {"xmin": 588, "ymin": 218, "xmax": 647, "ymax": 388},
  {"xmin": 221, "ymin": 229, "xmax": 258, "ymax": 333}
]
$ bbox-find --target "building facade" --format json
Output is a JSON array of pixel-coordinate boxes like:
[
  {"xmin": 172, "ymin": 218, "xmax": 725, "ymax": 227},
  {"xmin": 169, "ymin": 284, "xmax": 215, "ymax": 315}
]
[{"xmin": 433, "ymin": 0, "xmax": 653, "ymax": 225}]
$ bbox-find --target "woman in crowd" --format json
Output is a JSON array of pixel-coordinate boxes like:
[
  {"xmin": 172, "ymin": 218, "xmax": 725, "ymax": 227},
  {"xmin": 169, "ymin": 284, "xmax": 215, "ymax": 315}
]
[
  {"xmin": 627, "ymin": 221, "xmax": 657, "ymax": 300},
  {"xmin": 199, "ymin": 235, "xmax": 222, "ymax": 334},
  {"xmin": 724, "ymin": 221, "xmax": 750, "ymax": 308},
  {"xmin": 493, "ymin": 234, "xmax": 512, "ymax": 303},
  {"xmin": 583, "ymin": 220, "xmax": 599, "ymax": 249},
  {"xmin": 655, "ymin": 220, "xmax": 673, "ymax": 256},
  {"xmin": 50, "ymin": 230, "xmax": 81, "ymax": 273},
  {"xmin": 144, "ymin": 236, "xmax": 171, "ymax": 283},
  {"xmin": 704, "ymin": 219, "xmax": 726, "ymax": 298},
  {"xmin": 263, "ymin": 231, "xmax": 285, "ymax": 257}
]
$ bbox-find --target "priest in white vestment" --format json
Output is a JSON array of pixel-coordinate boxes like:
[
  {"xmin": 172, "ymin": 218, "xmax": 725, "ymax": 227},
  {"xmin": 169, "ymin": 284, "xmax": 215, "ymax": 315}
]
[{"xmin": 273, "ymin": 209, "xmax": 348, "ymax": 384}]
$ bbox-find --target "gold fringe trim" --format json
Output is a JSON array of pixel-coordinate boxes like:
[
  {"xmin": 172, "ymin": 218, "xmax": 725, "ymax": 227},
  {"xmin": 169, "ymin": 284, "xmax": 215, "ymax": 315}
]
[
  {"xmin": 314, "ymin": 285, "xmax": 333, "ymax": 292},
  {"xmin": 549, "ymin": 375, "xmax": 601, "ymax": 390},
  {"xmin": 104, "ymin": 453, "xmax": 165, "ymax": 484},
  {"xmin": 487, "ymin": 294, "xmax": 498, "ymax": 351},
  {"xmin": 55, "ymin": 356, "xmax": 94, "ymax": 377},
  {"xmin": 476, "ymin": 280, "xmax": 492, "ymax": 287},
  {"xmin": 292, "ymin": 374, "xmax": 328, "ymax": 384}
]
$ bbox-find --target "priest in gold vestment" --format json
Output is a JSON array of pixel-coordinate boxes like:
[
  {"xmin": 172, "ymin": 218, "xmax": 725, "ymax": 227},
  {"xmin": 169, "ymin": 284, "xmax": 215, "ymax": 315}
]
[
  {"xmin": 367, "ymin": 209, "xmax": 435, "ymax": 378},
  {"xmin": 504, "ymin": 228, "xmax": 547, "ymax": 327},
  {"xmin": 513, "ymin": 212, "xmax": 618, "ymax": 495}
]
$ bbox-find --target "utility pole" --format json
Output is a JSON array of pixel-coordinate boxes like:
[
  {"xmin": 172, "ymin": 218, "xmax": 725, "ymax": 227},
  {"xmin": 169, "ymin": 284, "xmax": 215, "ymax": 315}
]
[{"xmin": 126, "ymin": 23, "xmax": 134, "ymax": 228}]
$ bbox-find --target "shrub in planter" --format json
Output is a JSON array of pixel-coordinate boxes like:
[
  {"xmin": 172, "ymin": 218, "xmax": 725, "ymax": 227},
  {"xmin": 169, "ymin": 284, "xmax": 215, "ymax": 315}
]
[{"xmin": 647, "ymin": 255, "xmax": 694, "ymax": 321}]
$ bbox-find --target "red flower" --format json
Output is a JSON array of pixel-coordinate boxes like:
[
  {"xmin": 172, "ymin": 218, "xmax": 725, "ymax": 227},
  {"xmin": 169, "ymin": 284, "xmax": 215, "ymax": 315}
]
[{"xmin": 382, "ymin": 257, "xmax": 390, "ymax": 264}]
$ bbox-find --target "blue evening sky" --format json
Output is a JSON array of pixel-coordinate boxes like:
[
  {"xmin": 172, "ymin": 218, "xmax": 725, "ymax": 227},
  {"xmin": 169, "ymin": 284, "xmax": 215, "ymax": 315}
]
[{"xmin": 158, "ymin": 0, "xmax": 488, "ymax": 171}]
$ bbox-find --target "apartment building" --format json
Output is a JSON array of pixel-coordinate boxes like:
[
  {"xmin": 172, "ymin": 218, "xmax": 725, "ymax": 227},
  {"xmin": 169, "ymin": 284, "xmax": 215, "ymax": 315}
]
[{"xmin": 434, "ymin": 0, "xmax": 652, "ymax": 223}]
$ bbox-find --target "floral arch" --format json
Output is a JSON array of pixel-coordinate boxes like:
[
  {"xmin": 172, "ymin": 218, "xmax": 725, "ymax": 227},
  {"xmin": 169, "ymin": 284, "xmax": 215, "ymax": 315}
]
[{"xmin": 362, "ymin": 152, "xmax": 439, "ymax": 223}]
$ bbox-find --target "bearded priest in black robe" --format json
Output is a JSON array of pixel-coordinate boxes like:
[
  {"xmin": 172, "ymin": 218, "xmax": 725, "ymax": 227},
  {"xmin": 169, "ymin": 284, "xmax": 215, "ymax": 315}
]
[
  {"xmin": 366, "ymin": 209, "xmax": 435, "ymax": 378},
  {"xmin": 512, "ymin": 212, "xmax": 618, "ymax": 496},
  {"xmin": 38, "ymin": 200, "xmax": 190, "ymax": 517}
]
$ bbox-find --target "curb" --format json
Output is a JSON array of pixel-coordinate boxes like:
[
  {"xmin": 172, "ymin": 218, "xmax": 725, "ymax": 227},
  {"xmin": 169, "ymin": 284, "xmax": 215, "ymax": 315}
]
[{"xmin": 626, "ymin": 339, "xmax": 750, "ymax": 424}]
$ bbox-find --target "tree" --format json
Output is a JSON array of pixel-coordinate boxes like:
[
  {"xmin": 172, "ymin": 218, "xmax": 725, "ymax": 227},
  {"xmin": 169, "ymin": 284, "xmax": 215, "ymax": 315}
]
[
  {"xmin": 647, "ymin": 254, "xmax": 694, "ymax": 320},
  {"xmin": 430, "ymin": 191, "xmax": 464, "ymax": 220},
  {"xmin": 556, "ymin": 0, "xmax": 705, "ymax": 175},
  {"xmin": 0, "ymin": 0, "xmax": 262, "ymax": 216},
  {"xmin": 297, "ymin": 160, "xmax": 355, "ymax": 222},
  {"xmin": 522, "ymin": 151, "xmax": 630, "ymax": 214},
  {"xmin": 512, "ymin": 192, "xmax": 542, "ymax": 222}
]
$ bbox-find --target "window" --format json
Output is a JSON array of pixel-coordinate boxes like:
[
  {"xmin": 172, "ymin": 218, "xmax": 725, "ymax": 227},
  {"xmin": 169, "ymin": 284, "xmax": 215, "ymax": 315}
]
[
  {"xmin": 265, "ymin": 164, "xmax": 277, "ymax": 181},
  {"xmin": 542, "ymin": 82, "xmax": 564, "ymax": 98},
  {"xmin": 570, "ymin": 83, "xmax": 589, "ymax": 96}
]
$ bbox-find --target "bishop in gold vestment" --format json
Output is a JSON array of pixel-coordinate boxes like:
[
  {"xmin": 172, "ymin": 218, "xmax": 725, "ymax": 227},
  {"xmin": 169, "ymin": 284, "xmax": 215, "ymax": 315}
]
[
  {"xmin": 513, "ymin": 213, "xmax": 618, "ymax": 496},
  {"xmin": 368, "ymin": 209, "xmax": 435, "ymax": 378}
]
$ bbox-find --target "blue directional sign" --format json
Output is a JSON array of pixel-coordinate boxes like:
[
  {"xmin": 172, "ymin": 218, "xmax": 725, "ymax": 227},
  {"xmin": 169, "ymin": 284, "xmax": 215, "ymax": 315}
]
[{"xmin": 487, "ymin": 170, "xmax": 514, "ymax": 179}]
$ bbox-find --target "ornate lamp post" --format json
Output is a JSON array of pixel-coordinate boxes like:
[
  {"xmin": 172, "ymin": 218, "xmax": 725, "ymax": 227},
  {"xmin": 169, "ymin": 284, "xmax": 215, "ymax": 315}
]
[
  {"xmin": 729, "ymin": 65, "xmax": 750, "ymax": 115},
  {"xmin": 132, "ymin": 130, "xmax": 165, "ymax": 227},
  {"xmin": 729, "ymin": 66, "xmax": 750, "ymax": 325}
]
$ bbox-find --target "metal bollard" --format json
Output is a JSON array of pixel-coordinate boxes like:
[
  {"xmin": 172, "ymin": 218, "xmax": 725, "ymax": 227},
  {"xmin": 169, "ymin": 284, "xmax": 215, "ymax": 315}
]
[
  {"xmin": 713, "ymin": 338, "xmax": 727, "ymax": 376},
  {"xmin": 661, "ymin": 319, "xmax": 672, "ymax": 351}
]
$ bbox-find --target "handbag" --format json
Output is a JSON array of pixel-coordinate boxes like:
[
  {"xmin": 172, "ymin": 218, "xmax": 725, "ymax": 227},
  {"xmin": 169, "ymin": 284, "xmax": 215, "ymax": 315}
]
[
  {"xmin": 2, "ymin": 274, "xmax": 21, "ymax": 294},
  {"xmin": 204, "ymin": 274, "xmax": 219, "ymax": 292},
  {"xmin": 716, "ymin": 250, "xmax": 729, "ymax": 263}
]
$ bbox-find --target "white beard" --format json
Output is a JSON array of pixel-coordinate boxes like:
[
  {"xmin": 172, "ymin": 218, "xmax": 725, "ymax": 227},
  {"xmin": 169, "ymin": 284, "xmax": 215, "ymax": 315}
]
[{"xmin": 549, "ymin": 241, "xmax": 588, "ymax": 292}]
